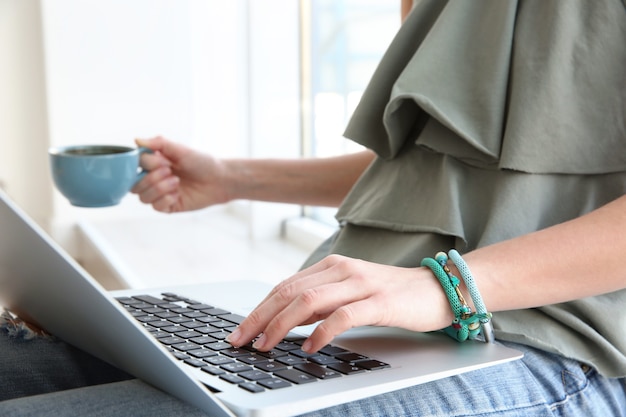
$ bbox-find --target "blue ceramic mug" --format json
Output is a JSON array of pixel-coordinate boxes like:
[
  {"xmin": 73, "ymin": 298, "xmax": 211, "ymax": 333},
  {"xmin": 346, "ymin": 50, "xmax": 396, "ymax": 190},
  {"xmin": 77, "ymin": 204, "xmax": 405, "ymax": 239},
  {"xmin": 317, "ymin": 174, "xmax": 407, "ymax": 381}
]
[{"xmin": 49, "ymin": 144, "xmax": 150, "ymax": 207}]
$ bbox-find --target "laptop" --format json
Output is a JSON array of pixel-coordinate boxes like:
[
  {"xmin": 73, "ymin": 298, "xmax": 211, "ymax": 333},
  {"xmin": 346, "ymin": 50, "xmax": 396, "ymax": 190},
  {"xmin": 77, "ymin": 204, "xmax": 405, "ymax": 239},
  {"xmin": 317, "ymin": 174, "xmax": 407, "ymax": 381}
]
[{"xmin": 0, "ymin": 189, "xmax": 522, "ymax": 417}]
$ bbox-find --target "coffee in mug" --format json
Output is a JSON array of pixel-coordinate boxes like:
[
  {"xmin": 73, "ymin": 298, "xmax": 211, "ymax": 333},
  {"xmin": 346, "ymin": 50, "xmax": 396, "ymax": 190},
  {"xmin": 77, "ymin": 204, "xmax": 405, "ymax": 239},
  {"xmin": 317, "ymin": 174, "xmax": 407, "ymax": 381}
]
[{"xmin": 49, "ymin": 144, "xmax": 150, "ymax": 207}]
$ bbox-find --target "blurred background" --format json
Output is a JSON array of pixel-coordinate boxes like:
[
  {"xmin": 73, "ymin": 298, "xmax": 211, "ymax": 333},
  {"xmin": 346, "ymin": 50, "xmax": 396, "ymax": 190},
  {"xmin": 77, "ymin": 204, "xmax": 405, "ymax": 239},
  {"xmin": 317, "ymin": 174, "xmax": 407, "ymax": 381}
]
[{"xmin": 0, "ymin": 0, "xmax": 399, "ymax": 288}]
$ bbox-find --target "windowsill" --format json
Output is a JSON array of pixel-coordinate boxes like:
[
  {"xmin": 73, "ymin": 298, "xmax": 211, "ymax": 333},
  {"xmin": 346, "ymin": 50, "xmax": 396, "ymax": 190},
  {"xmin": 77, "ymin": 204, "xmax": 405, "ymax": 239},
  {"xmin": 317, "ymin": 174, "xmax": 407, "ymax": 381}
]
[
  {"xmin": 76, "ymin": 207, "xmax": 314, "ymax": 291},
  {"xmin": 282, "ymin": 216, "xmax": 335, "ymax": 252}
]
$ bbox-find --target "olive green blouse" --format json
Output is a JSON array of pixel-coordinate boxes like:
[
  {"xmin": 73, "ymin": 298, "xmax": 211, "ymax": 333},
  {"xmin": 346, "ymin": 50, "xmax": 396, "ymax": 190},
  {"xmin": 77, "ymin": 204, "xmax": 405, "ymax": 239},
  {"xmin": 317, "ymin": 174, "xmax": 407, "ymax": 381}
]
[{"xmin": 304, "ymin": 0, "xmax": 626, "ymax": 377}]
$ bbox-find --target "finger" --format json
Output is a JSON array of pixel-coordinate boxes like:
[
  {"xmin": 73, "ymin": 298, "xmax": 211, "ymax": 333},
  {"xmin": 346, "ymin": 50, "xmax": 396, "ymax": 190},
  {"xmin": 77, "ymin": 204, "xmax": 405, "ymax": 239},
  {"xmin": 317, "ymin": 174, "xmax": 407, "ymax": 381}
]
[
  {"xmin": 247, "ymin": 256, "xmax": 356, "ymax": 327},
  {"xmin": 228, "ymin": 260, "xmax": 351, "ymax": 347},
  {"xmin": 253, "ymin": 280, "xmax": 372, "ymax": 351},
  {"xmin": 140, "ymin": 151, "xmax": 171, "ymax": 172},
  {"xmin": 256, "ymin": 255, "xmax": 351, "ymax": 309},
  {"xmin": 150, "ymin": 192, "xmax": 180, "ymax": 213},
  {"xmin": 135, "ymin": 136, "xmax": 189, "ymax": 164},
  {"xmin": 132, "ymin": 166, "xmax": 174, "ymax": 194},
  {"xmin": 302, "ymin": 297, "xmax": 384, "ymax": 353},
  {"xmin": 140, "ymin": 176, "xmax": 180, "ymax": 206},
  {"xmin": 135, "ymin": 136, "xmax": 166, "ymax": 151}
]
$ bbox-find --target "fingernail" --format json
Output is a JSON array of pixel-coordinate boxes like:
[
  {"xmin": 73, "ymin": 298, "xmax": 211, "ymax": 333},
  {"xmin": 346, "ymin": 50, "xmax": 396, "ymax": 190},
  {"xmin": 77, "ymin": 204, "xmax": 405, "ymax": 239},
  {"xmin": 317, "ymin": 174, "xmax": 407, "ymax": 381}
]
[
  {"xmin": 302, "ymin": 339, "xmax": 313, "ymax": 353},
  {"xmin": 252, "ymin": 333, "xmax": 267, "ymax": 350},
  {"xmin": 226, "ymin": 328, "xmax": 241, "ymax": 346}
]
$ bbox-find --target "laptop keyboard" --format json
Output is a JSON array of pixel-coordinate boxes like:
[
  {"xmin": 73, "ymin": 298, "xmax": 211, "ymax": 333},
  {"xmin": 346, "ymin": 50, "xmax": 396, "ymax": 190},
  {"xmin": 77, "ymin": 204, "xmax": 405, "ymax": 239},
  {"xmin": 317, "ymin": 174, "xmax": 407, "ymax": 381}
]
[{"xmin": 116, "ymin": 293, "xmax": 390, "ymax": 393}]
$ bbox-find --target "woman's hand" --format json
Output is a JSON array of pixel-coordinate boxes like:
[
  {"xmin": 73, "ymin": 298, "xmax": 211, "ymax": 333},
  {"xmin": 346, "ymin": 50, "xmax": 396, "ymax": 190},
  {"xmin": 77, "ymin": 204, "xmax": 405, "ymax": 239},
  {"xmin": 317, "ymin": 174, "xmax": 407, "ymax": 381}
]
[
  {"xmin": 227, "ymin": 254, "xmax": 453, "ymax": 353},
  {"xmin": 131, "ymin": 136, "xmax": 232, "ymax": 213}
]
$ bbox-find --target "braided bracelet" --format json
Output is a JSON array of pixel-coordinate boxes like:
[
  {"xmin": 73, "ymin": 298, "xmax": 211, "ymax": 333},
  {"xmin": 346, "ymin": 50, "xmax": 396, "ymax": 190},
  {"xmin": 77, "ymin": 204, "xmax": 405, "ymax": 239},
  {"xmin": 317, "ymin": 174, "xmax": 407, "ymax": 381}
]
[
  {"xmin": 448, "ymin": 249, "xmax": 494, "ymax": 343},
  {"xmin": 421, "ymin": 250, "xmax": 493, "ymax": 343}
]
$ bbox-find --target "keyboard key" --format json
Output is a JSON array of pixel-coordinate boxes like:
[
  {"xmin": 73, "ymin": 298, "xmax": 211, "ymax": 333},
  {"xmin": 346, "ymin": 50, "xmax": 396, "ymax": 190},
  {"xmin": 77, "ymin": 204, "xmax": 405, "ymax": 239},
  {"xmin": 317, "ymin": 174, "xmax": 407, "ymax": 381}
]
[
  {"xmin": 206, "ymin": 341, "xmax": 232, "ymax": 351},
  {"xmin": 239, "ymin": 354, "xmax": 269, "ymax": 365},
  {"xmin": 194, "ymin": 325, "xmax": 221, "ymax": 334},
  {"xmin": 295, "ymin": 363, "xmax": 342, "ymax": 380},
  {"xmin": 194, "ymin": 316, "xmax": 220, "ymax": 324},
  {"xmin": 220, "ymin": 313, "xmax": 245, "ymax": 325},
  {"xmin": 188, "ymin": 349, "xmax": 217, "ymax": 359},
  {"xmin": 159, "ymin": 336, "xmax": 186, "ymax": 345},
  {"xmin": 167, "ymin": 316, "xmax": 194, "ymax": 324},
  {"xmin": 221, "ymin": 348, "xmax": 253, "ymax": 358},
  {"xmin": 207, "ymin": 331, "xmax": 230, "ymax": 340},
  {"xmin": 201, "ymin": 366, "xmax": 225, "ymax": 376},
  {"xmin": 188, "ymin": 304, "xmax": 214, "ymax": 311},
  {"xmin": 160, "ymin": 303, "xmax": 183, "ymax": 310},
  {"xmin": 309, "ymin": 355, "xmax": 341, "ymax": 365},
  {"xmin": 182, "ymin": 321, "xmax": 209, "ymax": 329},
  {"xmin": 184, "ymin": 358, "xmax": 206, "ymax": 367},
  {"xmin": 171, "ymin": 307, "xmax": 193, "ymax": 314},
  {"xmin": 150, "ymin": 331, "xmax": 172, "ymax": 339},
  {"xmin": 205, "ymin": 356, "xmax": 234, "ymax": 366},
  {"xmin": 356, "ymin": 359, "xmax": 390, "ymax": 371},
  {"xmin": 132, "ymin": 295, "xmax": 169, "ymax": 305},
  {"xmin": 182, "ymin": 311, "xmax": 209, "ymax": 318},
  {"xmin": 170, "ymin": 351, "xmax": 190, "ymax": 360},
  {"xmin": 257, "ymin": 349, "xmax": 288, "ymax": 359},
  {"xmin": 115, "ymin": 297, "xmax": 137, "ymax": 305},
  {"xmin": 335, "ymin": 352, "xmax": 368, "ymax": 362},
  {"xmin": 209, "ymin": 320, "xmax": 234, "ymax": 329},
  {"xmin": 221, "ymin": 363, "xmax": 253, "ymax": 373},
  {"xmin": 172, "ymin": 342, "xmax": 203, "ymax": 352},
  {"xmin": 257, "ymin": 378, "xmax": 291, "ymax": 390},
  {"xmin": 136, "ymin": 316, "xmax": 162, "ymax": 323},
  {"xmin": 175, "ymin": 330, "xmax": 203, "ymax": 339},
  {"xmin": 190, "ymin": 336, "xmax": 217, "ymax": 345},
  {"xmin": 276, "ymin": 355, "xmax": 308, "ymax": 366},
  {"xmin": 275, "ymin": 341, "xmax": 301, "ymax": 352},
  {"xmin": 255, "ymin": 361, "xmax": 288, "ymax": 373},
  {"xmin": 319, "ymin": 345, "xmax": 348, "ymax": 356},
  {"xmin": 239, "ymin": 369, "xmax": 271, "ymax": 381},
  {"xmin": 220, "ymin": 374, "xmax": 245, "ymax": 385},
  {"xmin": 143, "ymin": 307, "xmax": 165, "ymax": 314},
  {"xmin": 274, "ymin": 369, "xmax": 317, "ymax": 384},
  {"xmin": 154, "ymin": 309, "xmax": 179, "ymax": 319},
  {"xmin": 328, "ymin": 362, "xmax": 366, "ymax": 375},
  {"xmin": 239, "ymin": 382, "xmax": 265, "ymax": 393},
  {"xmin": 291, "ymin": 349, "xmax": 318, "ymax": 358},
  {"xmin": 128, "ymin": 302, "xmax": 154, "ymax": 310},
  {"xmin": 201, "ymin": 308, "xmax": 230, "ymax": 316}
]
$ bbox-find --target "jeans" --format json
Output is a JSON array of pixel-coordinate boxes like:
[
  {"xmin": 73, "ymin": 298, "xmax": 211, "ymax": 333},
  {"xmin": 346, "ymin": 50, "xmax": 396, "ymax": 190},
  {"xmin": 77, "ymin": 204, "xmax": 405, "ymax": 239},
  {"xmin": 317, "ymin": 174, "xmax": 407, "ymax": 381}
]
[{"xmin": 0, "ymin": 322, "xmax": 624, "ymax": 417}]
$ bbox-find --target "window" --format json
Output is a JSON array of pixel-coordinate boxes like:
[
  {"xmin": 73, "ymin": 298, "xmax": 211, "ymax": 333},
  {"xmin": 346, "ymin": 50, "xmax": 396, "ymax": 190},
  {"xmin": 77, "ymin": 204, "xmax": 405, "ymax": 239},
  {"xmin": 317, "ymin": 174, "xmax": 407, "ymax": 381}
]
[{"xmin": 299, "ymin": 0, "xmax": 400, "ymax": 224}]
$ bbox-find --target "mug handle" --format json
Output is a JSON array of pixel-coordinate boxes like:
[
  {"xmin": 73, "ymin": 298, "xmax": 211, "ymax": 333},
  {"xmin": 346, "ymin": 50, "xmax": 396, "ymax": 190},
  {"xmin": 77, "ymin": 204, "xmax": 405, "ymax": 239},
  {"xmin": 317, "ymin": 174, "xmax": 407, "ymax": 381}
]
[{"xmin": 135, "ymin": 147, "xmax": 154, "ymax": 184}]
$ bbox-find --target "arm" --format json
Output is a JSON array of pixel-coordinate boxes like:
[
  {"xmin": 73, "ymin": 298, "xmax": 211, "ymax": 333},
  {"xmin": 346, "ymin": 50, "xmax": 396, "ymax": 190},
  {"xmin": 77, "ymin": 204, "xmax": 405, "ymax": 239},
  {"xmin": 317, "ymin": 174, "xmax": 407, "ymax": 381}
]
[
  {"xmin": 223, "ymin": 151, "xmax": 374, "ymax": 207},
  {"xmin": 467, "ymin": 194, "xmax": 626, "ymax": 312},
  {"xmin": 401, "ymin": 0, "xmax": 413, "ymax": 22},
  {"xmin": 227, "ymin": 195, "xmax": 626, "ymax": 353},
  {"xmin": 132, "ymin": 136, "xmax": 374, "ymax": 212}
]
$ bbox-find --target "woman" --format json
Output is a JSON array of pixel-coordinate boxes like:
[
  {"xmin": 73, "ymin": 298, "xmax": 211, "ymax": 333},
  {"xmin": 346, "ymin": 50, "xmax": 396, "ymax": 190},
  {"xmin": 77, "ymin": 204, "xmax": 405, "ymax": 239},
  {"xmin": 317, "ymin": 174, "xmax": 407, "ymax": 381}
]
[{"xmin": 1, "ymin": 0, "xmax": 625, "ymax": 415}]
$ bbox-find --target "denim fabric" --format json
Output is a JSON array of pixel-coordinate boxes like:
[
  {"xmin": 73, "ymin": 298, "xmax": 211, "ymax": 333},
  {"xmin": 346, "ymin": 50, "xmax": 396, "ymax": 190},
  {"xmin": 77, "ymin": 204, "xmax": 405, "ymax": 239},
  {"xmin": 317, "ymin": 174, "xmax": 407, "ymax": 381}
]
[
  {"xmin": 302, "ymin": 342, "xmax": 626, "ymax": 417},
  {"xmin": 0, "ymin": 320, "xmax": 132, "ymax": 403},
  {"xmin": 0, "ymin": 327, "xmax": 623, "ymax": 417}
]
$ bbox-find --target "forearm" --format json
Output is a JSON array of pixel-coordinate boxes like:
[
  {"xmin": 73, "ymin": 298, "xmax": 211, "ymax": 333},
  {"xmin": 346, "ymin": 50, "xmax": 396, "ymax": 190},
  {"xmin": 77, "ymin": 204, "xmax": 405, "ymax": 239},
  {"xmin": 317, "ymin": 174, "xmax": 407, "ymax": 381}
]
[
  {"xmin": 462, "ymin": 195, "xmax": 626, "ymax": 313},
  {"xmin": 223, "ymin": 150, "xmax": 375, "ymax": 207}
]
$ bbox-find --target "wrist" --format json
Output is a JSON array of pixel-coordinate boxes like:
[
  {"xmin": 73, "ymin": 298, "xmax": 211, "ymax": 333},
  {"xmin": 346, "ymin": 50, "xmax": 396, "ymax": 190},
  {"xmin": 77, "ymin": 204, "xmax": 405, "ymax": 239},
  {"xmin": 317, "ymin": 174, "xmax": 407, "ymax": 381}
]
[{"xmin": 219, "ymin": 158, "xmax": 252, "ymax": 202}]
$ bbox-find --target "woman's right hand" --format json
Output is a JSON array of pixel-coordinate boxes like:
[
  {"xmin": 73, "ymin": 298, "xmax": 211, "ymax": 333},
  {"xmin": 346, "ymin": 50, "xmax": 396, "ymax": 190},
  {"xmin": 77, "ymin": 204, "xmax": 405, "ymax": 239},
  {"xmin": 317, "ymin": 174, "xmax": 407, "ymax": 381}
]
[{"xmin": 131, "ymin": 136, "xmax": 232, "ymax": 213}]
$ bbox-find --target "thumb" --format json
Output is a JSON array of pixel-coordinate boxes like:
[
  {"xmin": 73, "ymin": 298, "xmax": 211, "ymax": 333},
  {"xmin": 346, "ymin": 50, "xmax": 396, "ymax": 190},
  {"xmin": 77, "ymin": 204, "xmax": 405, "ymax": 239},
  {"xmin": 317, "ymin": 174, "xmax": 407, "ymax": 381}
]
[
  {"xmin": 135, "ymin": 136, "xmax": 188, "ymax": 163},
  {"xmin": 135, "ymin": 135, "xmax": 167, "ymax": 151}
]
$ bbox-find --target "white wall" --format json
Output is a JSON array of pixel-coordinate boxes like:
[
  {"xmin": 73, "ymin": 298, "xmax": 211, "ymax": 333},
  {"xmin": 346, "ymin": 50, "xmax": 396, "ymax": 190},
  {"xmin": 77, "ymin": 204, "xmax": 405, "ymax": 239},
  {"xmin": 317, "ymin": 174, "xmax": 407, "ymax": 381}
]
[
  {"xmin": 0, "ymin": 0, "xmax": 302, "ymax": 253},
  {"xmin": 0, "ymin": 0, "xmax": 52, "ymax": 227}
]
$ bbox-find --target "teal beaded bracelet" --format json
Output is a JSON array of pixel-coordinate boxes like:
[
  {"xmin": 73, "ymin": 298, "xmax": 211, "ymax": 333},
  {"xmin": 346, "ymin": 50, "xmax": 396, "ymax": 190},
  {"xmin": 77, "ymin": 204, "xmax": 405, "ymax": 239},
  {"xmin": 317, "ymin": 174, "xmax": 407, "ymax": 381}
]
[{"xmin": 421, "ymin": 250, "xmax": 493, "ymax": 343}]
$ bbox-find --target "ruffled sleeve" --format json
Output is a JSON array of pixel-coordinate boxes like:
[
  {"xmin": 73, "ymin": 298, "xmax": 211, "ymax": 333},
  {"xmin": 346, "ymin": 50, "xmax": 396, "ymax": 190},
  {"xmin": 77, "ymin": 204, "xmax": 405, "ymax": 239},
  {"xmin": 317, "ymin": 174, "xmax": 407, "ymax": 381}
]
[{"xmin": 344, "ymin": 0, "xmax": 626, "ymax": 174}]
